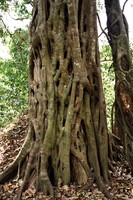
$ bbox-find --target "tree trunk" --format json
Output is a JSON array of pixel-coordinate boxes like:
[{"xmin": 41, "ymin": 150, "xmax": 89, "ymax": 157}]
[
  {"xmin": 0, "ymin": 0, "xmax": 110, "ymax": 198},
  {"xmin": 105, "ymin": 0, "xmax": 133, "ymax": 171}
]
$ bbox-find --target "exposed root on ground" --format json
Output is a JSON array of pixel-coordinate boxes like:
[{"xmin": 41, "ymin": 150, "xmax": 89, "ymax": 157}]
[
  {"xmin": 0, "ymin": 130, "xmax": 32, "ymax": 184},
  {"xmin": 0, "ymin": 114, "xmax": 133, "ymax": 200}
]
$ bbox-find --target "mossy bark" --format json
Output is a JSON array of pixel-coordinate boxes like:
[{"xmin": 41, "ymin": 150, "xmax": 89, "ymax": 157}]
[
  {"xmin": 0, "ymin": 0, "xmax": 110, "ymax": 198},
  {"xmin": 105, "ymin": 0, "xmax": 133, "ymax": 171}
]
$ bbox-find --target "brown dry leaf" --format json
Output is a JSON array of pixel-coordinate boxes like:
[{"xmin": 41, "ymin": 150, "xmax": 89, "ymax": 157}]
[
  {"xmin": 116, "ymin": 194, "xmax": 125, "ymax": 198},
  {"xmin": 11, "ymin": 184, "xmax": 18, "ymax": 189},
  {"xmin": 3, "ymin": 185, "xmax": 9, "ymax": 191},
  {"xmin": 25, "ymin": 189, "xmax": 34, "ymax": 197},
  {"xmin": 62, "ymin": 185, "xmax": 69, "ymax": 191},
  {"xmin": 45, "ymin": 197, "xmax": 53, "ymax": 200}
]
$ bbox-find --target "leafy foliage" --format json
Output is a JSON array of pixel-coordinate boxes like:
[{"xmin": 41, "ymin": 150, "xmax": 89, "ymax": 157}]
[
  {"xmin": 0, "ymin": 0, "xmax": 32, "ymax": 128},
  {"xmin": 0, "ymin": 0, "xmax": 11, "ymax": 11},
  {"xmin": 13, "ymin": 0, "xmax": 32, "ymax": 19},
  {"xmin": 0, "ymin": 0, "xmax": 32, "ymax": 15},
  {"xmin": 100, "ymin": 45, "xmax": 115, "ymax": 129},
  {"xmin": 0, "ymin": 29, "xmax": 29, "ymax": 128}
]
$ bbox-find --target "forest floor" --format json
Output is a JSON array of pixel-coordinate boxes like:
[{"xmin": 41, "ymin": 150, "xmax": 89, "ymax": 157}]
[{"xmin": 0, "ymin": 114, "xmax": 133, "ymax": 200}]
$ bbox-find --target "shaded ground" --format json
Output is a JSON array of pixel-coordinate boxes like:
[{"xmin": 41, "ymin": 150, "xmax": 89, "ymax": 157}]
[{"xmin": 0, "ymin": 114, "xmax": 132, "ymax": 200}]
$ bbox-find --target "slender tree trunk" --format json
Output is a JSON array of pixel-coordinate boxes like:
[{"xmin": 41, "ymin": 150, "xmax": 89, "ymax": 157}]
[
  {"xmin": 0, "ymin": 0, "xmax": 110, "ymax": 198},
  {"xmin": 105, "ymin": 0, "xmax": 133, "ymax": 171}
]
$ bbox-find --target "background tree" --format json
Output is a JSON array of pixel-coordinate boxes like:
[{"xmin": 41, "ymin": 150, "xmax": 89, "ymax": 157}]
[
  {"xmin": 0, "ymin": 0, "xmax": 111, "ymax": 199},
  {"xmin": 105, "ymin": 0, "xmax": 133, "ymax": 170}
]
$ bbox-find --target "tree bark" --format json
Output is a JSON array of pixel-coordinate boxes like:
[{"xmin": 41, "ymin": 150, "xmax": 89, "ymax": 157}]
[
  {"xmin": 105, "ymin": 0, "xmax": 133, "ymax": 171},
  {"xmin": 0, "ymin": 0, "xmax": 110, "ymax": 198}
]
